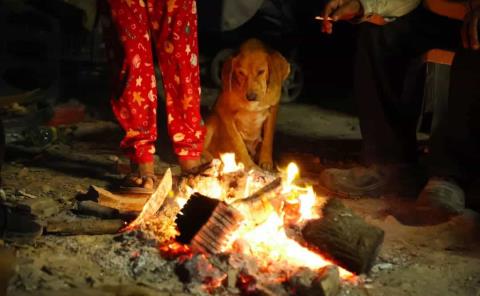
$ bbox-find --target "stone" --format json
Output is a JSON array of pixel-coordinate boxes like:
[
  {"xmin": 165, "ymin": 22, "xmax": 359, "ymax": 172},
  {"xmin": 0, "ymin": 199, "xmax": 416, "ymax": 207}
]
[
  {"xmin": 371, "ymin": 263, "xmax": 393, "ymax": 273},
  {"xmin": 289, "ymin": 265, "xmax": 341, "ymax": 296},
  {"xmin": 41, "ymin": 185, "xmax": 52, "ymax": 194},
  {"xmin": 107, "ymin": 155, "xmax": 119, "ymax": 162},
  {"xmin": 17, "ymin": 167, "xmax": 29, "ymax": 179}
]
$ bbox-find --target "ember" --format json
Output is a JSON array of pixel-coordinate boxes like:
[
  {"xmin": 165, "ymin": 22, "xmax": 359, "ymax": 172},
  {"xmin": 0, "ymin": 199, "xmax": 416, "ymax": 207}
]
[{"xmin": 127, "ymin": 153, "xmax": 360, "ymax": 294}]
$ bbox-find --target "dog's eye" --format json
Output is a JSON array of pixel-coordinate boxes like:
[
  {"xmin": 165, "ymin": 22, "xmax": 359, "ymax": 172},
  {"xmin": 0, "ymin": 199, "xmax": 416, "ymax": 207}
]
[
  {"xmin": 237, "ymin": 69, "xmax": 247, "ymax": 77},
  {"xmin": 257, "ymin": 69, "xmax": 266, "ymax": 76}
]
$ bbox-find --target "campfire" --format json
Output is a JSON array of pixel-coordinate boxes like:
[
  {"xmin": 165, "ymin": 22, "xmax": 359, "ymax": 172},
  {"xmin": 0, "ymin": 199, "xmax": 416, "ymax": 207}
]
[{"xmin": 122, "ymin": 153, "xmax": 384, "ymax": 295}]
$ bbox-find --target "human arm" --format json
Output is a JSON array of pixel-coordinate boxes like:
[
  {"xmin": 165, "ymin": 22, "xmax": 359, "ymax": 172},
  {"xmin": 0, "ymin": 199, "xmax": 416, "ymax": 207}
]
[
  {"xmin": 462, "ymin": 0, "xmax": 480, "ymax": 49},
  {"xmin": 321, "ymin": 0, "xmax": 421, "ymax": 33}
]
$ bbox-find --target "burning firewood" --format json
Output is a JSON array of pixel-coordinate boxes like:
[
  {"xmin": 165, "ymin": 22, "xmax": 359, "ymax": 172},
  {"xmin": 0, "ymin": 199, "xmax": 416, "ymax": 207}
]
[
  {"xmin": 123, "ymin": 155, "xmax": 360, "ymax": 294},
  {"xmin": 302, "ymin": 199, "xmax": 385, "ymax": 274},
  {"xmin": 175, "ymin": 177, "xmax": 282, "ymax": 254}
]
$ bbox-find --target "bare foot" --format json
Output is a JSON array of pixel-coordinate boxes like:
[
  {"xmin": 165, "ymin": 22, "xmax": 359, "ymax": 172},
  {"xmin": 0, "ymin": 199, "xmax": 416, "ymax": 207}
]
[
  {"xmin": 178, "ymin": 158, "xmax": 203, "ymax": 174},
  {"xmin": 125, "ymin": 162, "xmax": 156, "ymax": 190}
]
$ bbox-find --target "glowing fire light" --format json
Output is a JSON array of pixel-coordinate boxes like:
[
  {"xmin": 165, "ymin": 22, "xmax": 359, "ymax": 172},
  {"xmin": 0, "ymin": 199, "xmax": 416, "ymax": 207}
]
[
  {"xmin": 233, "ymin": 212, "xmax": 351, "ymax": 278},
  {"xmin": 218, "ymin": 160, "xmax": 351, "ymax": 277},
  {"xmin": 280, "ymin": 162, "xmax": 320, "ymax": 221},
  {"xmin": 215, "ymin": 156, "xmax": 351, "ymax": 278},
  {"xmin": 220, "ymin": 153, "xmax": 244, "ymax": 173},
  {"xmin": 282, "ymin": 162, "xmax": 299, "ymax": 194},
  {"xmin": 298, "ymin": 186, "xmax": 317, "ymax": 221},
  {"xmin": 131, "ymin": 153, "xmax": 354, "ymax": 287}
]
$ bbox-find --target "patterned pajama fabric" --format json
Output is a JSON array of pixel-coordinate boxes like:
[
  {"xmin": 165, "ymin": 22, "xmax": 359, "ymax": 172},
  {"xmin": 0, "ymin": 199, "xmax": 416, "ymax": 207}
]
[{"xmin": 104, "ymin": 0, "xmax": 205, "ymax": 164}]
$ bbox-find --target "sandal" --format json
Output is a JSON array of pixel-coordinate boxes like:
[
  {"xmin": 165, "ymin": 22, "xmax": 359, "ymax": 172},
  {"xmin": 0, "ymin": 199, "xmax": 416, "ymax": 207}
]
[{"xmin": 118, "ymin": 173, "xmax": 159, "ymax": 195}]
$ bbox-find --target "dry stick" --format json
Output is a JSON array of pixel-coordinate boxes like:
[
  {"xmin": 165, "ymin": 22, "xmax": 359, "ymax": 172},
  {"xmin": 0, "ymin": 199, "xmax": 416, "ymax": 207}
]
[
  {"xmin": 234, "ymin": 177, "xmax": 282, "ymax": 207},
  {"xmin": 16, "ymin": 190, "xmax": 38, "ymax": 199},
  {"xmin": 45, "ymin": 219, "xmax": 125, "ymax": 235}
]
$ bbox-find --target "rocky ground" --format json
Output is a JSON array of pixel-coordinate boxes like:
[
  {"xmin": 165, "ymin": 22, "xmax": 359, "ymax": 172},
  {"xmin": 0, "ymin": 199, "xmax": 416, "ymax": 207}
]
[{"xmin": 1, "ymin": 94, "xmax": 479, "ymax": 296}]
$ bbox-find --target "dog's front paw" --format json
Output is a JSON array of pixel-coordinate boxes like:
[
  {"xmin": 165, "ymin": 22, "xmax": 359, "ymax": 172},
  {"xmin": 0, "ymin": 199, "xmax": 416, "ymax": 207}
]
[{"xmin": 259, "ymin": 160, "xmax": 274, "ymax": 171}]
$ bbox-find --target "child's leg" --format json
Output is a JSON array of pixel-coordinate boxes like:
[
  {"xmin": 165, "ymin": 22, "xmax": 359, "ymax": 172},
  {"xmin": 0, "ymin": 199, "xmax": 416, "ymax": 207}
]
[
  {"xmin": 148, "ymin": 0, "xmax": 205, "ymax": 171},
  {"xmin": 106, "ymin": 0, "xmax": 159, "ymax": 188}
]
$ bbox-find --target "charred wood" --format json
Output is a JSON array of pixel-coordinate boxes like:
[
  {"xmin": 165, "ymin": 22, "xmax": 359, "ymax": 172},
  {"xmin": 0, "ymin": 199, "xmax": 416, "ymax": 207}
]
[{"xmin": 302, "ymin": 199, "xmax": 384, "ymax": 274}]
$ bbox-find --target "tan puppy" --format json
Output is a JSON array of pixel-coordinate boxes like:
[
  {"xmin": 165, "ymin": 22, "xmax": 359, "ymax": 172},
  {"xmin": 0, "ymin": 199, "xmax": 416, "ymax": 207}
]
[{"xmin": 203, "ymin": 39, "xmax": 290, "ymax": 170}]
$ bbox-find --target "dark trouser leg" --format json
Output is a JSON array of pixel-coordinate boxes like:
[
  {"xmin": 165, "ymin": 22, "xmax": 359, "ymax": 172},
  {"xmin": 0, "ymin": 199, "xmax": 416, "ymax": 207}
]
[
  {"xmin": 429, "ymin": 50, "xmax": 480, "ymax": 182},
  {"xmin": 354, "ymin": 7, "xmax": 461, "ymax": 165},
  {"xmin": 0, "ymin": 204, "xmax": 4, "ymax": 233}
]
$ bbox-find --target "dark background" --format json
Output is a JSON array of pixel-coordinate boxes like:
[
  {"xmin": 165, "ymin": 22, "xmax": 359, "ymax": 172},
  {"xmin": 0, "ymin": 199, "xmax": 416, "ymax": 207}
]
[{"xmin": 0, "ymin": 0, "xmax": 358, "ymax": 119}]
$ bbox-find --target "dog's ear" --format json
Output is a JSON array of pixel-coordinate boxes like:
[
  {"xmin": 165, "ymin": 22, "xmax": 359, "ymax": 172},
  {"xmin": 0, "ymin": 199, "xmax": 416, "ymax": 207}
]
[
  {"xmin": 268, "ymin": 51, "xmax": 290, "ymax": 85},
  {"xmin": 221, "ymin": 56, "xmax": 237, "ymax": 92}
]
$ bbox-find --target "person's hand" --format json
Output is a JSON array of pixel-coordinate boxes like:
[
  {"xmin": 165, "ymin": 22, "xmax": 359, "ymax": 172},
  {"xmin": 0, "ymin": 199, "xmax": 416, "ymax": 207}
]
[
  {"xmin": 462, "ymin": 0, "xmax": 480, "ymax": 50},
  {"xmin": 321, "ymin": 0, "xmax": 364, "ymax": 34}
]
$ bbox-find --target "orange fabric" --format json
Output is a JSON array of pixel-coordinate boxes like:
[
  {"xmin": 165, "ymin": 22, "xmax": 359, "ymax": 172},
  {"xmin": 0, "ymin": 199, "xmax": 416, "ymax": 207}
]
[
  {"xmin": 424, "ymin": 49, "xmax": 456, "ymax": 65},
  {"xmin": 424, "ymin": 0, "xmax": 467, "ymax": 20}
]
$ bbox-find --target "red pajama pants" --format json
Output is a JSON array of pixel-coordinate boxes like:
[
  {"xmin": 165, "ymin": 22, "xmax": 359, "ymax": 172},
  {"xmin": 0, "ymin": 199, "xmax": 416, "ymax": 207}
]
[{"xmin": 103, "ymin": 0, "xmax": 205, "ymax": 164}]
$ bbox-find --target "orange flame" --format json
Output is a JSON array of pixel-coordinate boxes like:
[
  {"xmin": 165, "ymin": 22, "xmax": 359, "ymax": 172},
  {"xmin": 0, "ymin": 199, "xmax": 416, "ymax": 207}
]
[
  {"xmin": 138, "ymin": 153, "xmax": 353, "ymax": 282},
  {"xmin": 231, "ymin": 212, "xmax": 351, "ymax": 278},
  {"xmin": 217, "ymin": 156, "xmax": 352, "ymax": 278},
  {"xmin": 220, "ymin": 153, "xmax": 244, "ymax": 173},
  {"xmin": 280, "ymin": 162, "xmax": 320, "ymax": 221}
]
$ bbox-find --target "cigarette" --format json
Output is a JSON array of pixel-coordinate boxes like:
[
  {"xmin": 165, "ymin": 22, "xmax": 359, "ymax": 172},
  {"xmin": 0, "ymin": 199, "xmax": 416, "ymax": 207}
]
[{"xmin": 315, "ymin": 16, "xmax": 335, "ymax": 21}]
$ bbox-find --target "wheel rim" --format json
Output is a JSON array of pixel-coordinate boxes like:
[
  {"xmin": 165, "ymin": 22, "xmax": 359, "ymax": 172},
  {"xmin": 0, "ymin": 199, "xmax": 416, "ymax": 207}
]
[{"xmin": 281, "ymin": 62, "xmax": 303, "ymax": 103}]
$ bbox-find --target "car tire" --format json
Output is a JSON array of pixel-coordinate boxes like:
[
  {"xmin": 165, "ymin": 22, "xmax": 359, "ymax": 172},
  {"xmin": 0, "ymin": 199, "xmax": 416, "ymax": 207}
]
[{"xmin": 280, "ymin": 61, "xmax": 303, "ymax": 103}]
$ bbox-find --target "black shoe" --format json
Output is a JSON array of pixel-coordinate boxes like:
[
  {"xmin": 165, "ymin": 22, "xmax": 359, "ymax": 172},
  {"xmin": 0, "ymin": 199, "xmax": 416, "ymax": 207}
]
[
  {"xmin": 0, "ymin": 204, "xmax": 43, "ymax": 242},
  {"xmin": 417, "ymin": 177, "xmax": 465, "ymax": 214},
  {"xmin": 319, "ymin": 164, "xmax": 424, "ymax": 198}
]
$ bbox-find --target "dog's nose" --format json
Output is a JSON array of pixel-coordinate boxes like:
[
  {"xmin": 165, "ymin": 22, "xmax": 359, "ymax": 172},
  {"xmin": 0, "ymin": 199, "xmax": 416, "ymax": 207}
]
[{"xmin": 246, "ymin": 92, "xmax": 257, "ymax": 101}]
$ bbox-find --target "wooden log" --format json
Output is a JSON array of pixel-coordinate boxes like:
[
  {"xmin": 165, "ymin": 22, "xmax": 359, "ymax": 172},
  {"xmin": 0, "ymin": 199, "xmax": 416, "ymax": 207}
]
[
  {"xmin": 45, "ymin": 219, "xmax": 125, "ymax": 235},
  {"xmin": 175, "ymin": 193, "xmax": 221, "ymax": 244},
  {"xmin": 75, "ymin": 200, "xmax": 119, "ymax": 219},
  {"xmin": 90, "ymin": 186, "xmax": 148, "ymax": 213},
  {"xmin": 176, "ymin": 177, "xmax": 282, "ymax": 253},
  {"xmin": 190, "ymin": 201, "xmax": 243, "ymax": 254},
  {"xmin": 6, "ymin": 144, "xmax": 117, "ymax": 172},
  {"xmin": 302, "ymin": 199, "xmax": 384, "ymax": 274}
]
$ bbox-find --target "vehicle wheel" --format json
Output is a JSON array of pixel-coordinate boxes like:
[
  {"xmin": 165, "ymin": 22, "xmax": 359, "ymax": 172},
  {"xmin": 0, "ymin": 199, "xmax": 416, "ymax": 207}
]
[
  {"xmin": 210, "ymin": 48, "xmax": 235, "ymax": 88},
  {"xmin": 281, "ymin": 61, "xmax": 304, "ymax": 103}
]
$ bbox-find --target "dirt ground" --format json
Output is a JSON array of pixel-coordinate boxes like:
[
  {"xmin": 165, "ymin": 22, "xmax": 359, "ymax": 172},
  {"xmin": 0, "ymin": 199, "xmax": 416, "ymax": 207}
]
[{"xmin": 1, "ymin": 92, "xmax": 480, "ymax": 296}]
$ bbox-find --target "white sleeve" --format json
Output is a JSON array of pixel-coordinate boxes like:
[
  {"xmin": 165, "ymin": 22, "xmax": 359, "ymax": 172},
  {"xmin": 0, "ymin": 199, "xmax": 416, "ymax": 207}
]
[{"xmin": 359, "ymin": 0, "xmax": 422, "ymax": 18}]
